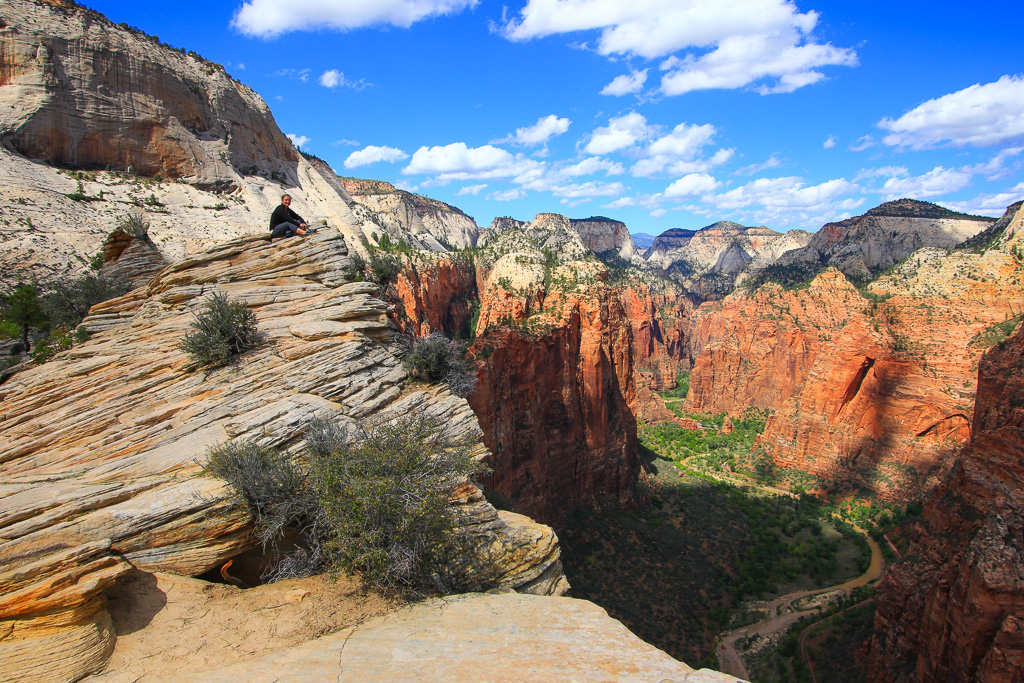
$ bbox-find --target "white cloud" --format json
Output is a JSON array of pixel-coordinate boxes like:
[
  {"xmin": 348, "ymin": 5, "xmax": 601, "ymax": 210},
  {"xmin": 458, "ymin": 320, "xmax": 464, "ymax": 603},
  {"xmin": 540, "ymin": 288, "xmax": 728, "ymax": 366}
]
[
  {"xmin": 343, "ymin": 145, "xmax": 409, "ymax": 169},
  {"xmin": 629, "ymin": 122, "xmax": 730, "ymax": 177},
  {"xmin": 275, "ymin": 67, "xmax": 311, "ymax": 82},
  {"xmin": 402, "ymin": 142, "xmax": 543, "ymax": 182},
  {"xmin": 549, "ymin": 181, "xmax": 626, "ymax": 198},
  {"xmin": 849, "ymin": 135, "xmax": 876, "ymax": 152},
  {"xmin": 331, "ymin": 139, "xmax": 361, "ymax": 146},
  {"xmin": 664, "ymin": 173, "xmax": 720, "ymax": 198},
  {"xmin": 456, "ymin": 184, "xmax": 488, "ymax": 196},
  {"xmin": 823, "ymin": 135, "xmax": 836, "ymax": 149},
  {"xmin": 853, "ymin": 166, "xmax": 908, "ymax": 183},
  {"xmin": 879, "ymin": 75, "xmax": 1024, "ymax": 149},
  {"xmin": 287, "ymin": 133, "xmax": 311, "ymax": 148},
  {"xmin": 601, "ymin": 69, "xmax": 648, "ymax": 96},
  {"xmin": 233, "ymin": 0, "xmax": 479, "ymax": 38},
  {"xmin": 878, "ymin": 166, "xmax": 973, "ymax": 201},
  {"xmin": 501, "ymin": 0, "xmax": 856, "ymax": 96},
  {"xmin": 650, "ymin": 208, "xmax": 667, "ymax": 218},
  {"xmin": 943, "ymin": 182, "xmax": 1024, "ymax": 217},
  {"xmin": 704, "ymin": 176, "xmax": 856, "ymax": 216},
  {"xmin": 494, "ymin": 115, "xmax": 571, "ymax": 146},
  {"xmin": 962, "ymin": 146, "xmax": 1023, "ymax": 180},
  {"xmin": 320, "ymin": 69, "xmax": 343, "ymax": 88},
  {"xmin": 735, "ymin": 154, "xmax": 782, "ymax": 176},
  {"xmin": 602, "ymin": 196, "xmax": 635, "ymax": 209},
  {"xmin": 488, "ymin": 188, "xmax": 526, "ymax": 201},
  {"xmin": 584, "ymin": 112, "xmax": 652, "ymax": 154}
]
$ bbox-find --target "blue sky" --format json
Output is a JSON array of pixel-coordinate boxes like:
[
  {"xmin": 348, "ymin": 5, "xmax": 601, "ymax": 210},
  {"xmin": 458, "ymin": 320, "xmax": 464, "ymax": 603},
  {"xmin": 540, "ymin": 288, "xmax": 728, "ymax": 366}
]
[{"xmin": 87, "ymin": 0, "xmax": 1023, "ymax": 234}]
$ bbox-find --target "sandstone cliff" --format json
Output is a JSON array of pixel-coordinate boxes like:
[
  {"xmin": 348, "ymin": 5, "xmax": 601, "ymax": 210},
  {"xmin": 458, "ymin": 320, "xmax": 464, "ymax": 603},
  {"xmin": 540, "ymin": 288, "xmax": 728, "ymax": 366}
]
[
  {"xmin": 685, "ymin": 202, "xmax": 1024, "ymax": 499},
  {"xmin": 868, "ymin": 320, "xmax": 1024, "ymax": 682},
  {"xmin": 0, "ymin": 232, "xmax": 567, "ymax": 683},
  {"xmin": 569, "ymin": 216, "xmax": 646, "ymax": 267},
  {"xmin": 765, "ymin": 199, "xmax": 994, "ymax": 285},
  {"xmin": 341, "ymin": 177, "xmax": 480, "ymax": 251},
  {"xmin": 644, "ymin": 221, "xmax": 812, "ymax": 301},
  {"xmin": 0, "ymin": 0, "xmax": 384, "ymax": 289}
]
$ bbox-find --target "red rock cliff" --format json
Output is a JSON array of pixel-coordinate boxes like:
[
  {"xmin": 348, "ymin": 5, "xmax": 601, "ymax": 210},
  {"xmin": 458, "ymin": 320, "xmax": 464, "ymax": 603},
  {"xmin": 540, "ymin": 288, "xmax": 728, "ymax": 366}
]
[{"xmin": 868, "ymin": 321, "xmax": 1024, "ymax": 682}]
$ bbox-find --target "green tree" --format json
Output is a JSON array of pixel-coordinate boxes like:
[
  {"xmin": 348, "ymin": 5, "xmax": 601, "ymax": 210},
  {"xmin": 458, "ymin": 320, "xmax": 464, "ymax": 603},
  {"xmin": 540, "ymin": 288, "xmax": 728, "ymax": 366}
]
[{"xmin": 2, "ymin": 286, "xmax": 47, "ymax": 352}]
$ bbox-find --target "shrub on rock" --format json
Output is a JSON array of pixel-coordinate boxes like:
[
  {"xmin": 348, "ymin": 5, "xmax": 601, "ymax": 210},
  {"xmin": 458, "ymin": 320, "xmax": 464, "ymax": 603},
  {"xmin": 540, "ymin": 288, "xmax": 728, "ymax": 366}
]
[
  {"xmin": 179, "ymin": 291, "xmax": 259, "ymax": 368},
  {"xmin": 402, "ymin": 332, "xmax": 477, "ymax": 398}
]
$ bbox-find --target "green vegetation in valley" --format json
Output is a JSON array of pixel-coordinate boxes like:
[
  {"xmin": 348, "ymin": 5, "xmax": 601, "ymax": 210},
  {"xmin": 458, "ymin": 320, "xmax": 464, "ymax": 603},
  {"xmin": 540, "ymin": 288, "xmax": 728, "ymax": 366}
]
[
  {"xmin": 658, "ymin": 370, "xmax": 690, "ymax": 399},
  {"xmin": 970, "ymin": 314, "xmax": 1024, "ymax": 349},
  {"xmin": 745, "ymin": 585, "xmax": 877, "ymax": 683},
  {"xmin": 560, "ymin": 435, "xmax": 869, "ymax": 665}
]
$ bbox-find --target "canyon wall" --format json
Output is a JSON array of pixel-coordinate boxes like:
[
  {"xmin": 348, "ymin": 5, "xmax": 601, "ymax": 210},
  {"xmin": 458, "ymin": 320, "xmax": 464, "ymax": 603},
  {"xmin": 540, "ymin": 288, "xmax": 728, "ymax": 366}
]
[
  {"xmin": 684, "ymin": 202, "xmax": 1024, "ymax": 498},
  {"xmin": 869, "ymin": 319, "xmax": 1024, "ymax": 682},
  {"xmin": 0, "ymin": 232, "xmax": 567, "ymax": 682}
]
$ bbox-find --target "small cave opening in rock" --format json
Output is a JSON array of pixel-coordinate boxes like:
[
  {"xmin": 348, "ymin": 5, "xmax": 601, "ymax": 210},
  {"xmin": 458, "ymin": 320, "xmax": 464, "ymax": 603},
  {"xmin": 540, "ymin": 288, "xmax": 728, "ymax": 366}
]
[{"xmin": 196, "ymin": 532, "xmax": 315, "ymax": 589}]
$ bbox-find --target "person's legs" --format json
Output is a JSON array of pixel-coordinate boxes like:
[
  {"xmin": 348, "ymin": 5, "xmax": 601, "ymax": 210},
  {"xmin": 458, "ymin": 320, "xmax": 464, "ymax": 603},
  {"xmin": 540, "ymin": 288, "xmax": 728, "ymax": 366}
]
[{"xmin": 270, "ymin": 222, "xmax": 300, "ymax": 239}]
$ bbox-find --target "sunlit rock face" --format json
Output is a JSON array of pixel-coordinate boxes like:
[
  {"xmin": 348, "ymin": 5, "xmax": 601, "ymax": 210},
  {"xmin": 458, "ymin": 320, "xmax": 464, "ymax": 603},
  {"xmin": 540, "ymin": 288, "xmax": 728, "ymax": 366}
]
[
  {"xmin": 869, "ymin": 319, "xmax": 1024, "ymax": 683},
  {"xmin": 0, "ymin": 232, "xmax": 567, "ymax": 682},
  {"xmin": 684, "ymin": 202, "xmax": 1024, "ymax": 501}
]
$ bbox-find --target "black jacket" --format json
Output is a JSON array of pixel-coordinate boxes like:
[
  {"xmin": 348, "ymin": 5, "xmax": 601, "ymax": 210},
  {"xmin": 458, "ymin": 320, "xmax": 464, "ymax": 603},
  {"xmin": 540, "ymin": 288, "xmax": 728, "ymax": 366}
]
[{"xmin": 269, "ymin": 204, "xmax": 305, "ymax": 231}]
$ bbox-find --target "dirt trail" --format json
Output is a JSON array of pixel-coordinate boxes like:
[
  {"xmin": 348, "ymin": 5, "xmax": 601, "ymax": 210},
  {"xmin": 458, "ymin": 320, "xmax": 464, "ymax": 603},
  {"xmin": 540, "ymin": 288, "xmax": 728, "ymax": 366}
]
[{"xmin": 714, "ymin": 524, "xmax": 883, "ymax": 680}]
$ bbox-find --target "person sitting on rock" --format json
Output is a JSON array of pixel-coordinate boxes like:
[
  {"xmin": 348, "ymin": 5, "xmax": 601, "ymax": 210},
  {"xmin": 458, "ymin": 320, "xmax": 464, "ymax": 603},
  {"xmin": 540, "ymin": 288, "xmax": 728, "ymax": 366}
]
[{"xmin": 269, "ymin": 194, "xmax": 317, "ymax": 239}]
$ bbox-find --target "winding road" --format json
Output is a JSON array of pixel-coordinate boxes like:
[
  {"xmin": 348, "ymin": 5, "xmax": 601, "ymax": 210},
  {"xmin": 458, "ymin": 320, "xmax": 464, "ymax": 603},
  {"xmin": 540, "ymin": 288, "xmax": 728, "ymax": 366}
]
[{"xmin": 672, "ymin": 460, "xmax": 885, "ymax": 681}]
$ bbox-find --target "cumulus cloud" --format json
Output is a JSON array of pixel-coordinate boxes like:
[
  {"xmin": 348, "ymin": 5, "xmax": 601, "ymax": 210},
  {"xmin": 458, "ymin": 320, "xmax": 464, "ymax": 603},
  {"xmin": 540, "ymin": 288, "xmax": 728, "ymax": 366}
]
[
  {"xmin": 487, "ymin": 188, "xmax": 525, "ymax": 201},
  {"xmin": 849, "ymin": 135, "xmax": 876, "ymax": 152},
  {"xmin": 943, "ymin": 182, "xmax": 1024, "ymax": 217},
  {"xmin": 287, "ymin": 133, "xmax": 311, "ymax": 148},
  {"xmin": 629, "ymin": 121, "xmax": 731, "ymax": 177},
  {"xmin": 343, "ymin": 145, "xmax": 409, "ymax": 169},
  {"xmin": 704, "ymin": 176, "xmax": 856, "ymax": 213},
  {"xmin": 501, "ymin": 0, "xmax": 856, "ymax": 96},
  {"xmin": 494, "ymin": 115, "xmax": 571, "ymax": 146},
  {"xmin": 601, "ymin": 69, "xmax": 648, "ymax": 96},
  {"xmin": 823, "ymin": 135, "xmax": 836, "ymax": 149},
  {"xmin": 879, "ymin": 75, "xmax": 1024, "ymax": 149},
  {"xmin": 233, "ymin": 0, "xmax": 479, "ymax": 38},
  {"xmin": 402, "ymin": 142, "xmax": 543, "ymax": 182},
  {"xmin": 584, "ymin": 112, "xmax": 653, "ymax": 154},
  {"xmin": 735, "ymin": 155, "xmax": 782, "ymax": 176},
  {"xmin": 664, "ymin": 173, "xmax": 720, "ymax": 198},
  {"xmin": 456, "ymin": 184, "xmax": 488, "ymax": 195},
  {"xmin": 319, "ymin": 69, "xmax": 368, "ymax": 89},
  {"xmin": 549, "ymin": 181, "xmax": 626, "ymax": 198},
  {"xmin": 878, "ymin": 166, "xmax": 973, "ymax": 201}
]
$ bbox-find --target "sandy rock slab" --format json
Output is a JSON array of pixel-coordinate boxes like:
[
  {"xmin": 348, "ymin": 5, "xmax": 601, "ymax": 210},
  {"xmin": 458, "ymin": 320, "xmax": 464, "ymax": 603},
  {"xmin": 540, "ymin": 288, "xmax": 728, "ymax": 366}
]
[{"xmin": 160, "ymin": 592, "xmax": 744, "ymax": 682}]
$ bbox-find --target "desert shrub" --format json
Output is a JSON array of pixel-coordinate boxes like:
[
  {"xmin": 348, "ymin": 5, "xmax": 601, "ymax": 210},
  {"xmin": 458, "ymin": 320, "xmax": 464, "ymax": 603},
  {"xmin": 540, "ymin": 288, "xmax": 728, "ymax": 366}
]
[
  {"xmin": 402, "ymin": 332, "xmax": 477, "ymax": 398},
  {"xmin": 347, "ymin": 252, "xmax": 367, "ymax": 281},
  {"xmin": 367, "ymin": 252, "xmax": 401, "ymax": 291},
  {"xmin": 118, "ymin": 211, "xmax": 150, "ymax": 237},
  {"xmin": 41, "ymin": 272, "xmax": 129, "ymax": 330},
  {"xmin": 203, "ymin": 411, "xmax": 486, "ymax": 592},
  {"xmin": 179, "ymin": 291, "xmax": 259, "ymax": 368},
  {"xmin": 308, "ymin": 413, "xmax": 485, "ymax": 593}
]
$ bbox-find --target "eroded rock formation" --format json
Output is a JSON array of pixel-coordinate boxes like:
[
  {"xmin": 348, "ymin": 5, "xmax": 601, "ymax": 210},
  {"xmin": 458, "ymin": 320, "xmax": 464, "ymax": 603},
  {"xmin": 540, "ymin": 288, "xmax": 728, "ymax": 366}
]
[
  {"xmin": 0, "ymin": 232, "xmax": 566, "ymax": 682},
  {"xmin": 868, "ymin": 320, "xmax": 1024, "ymax": 682},
  {"xmin": 684, "ymin": 201, "xmax": 1024, "ymax": 498}
]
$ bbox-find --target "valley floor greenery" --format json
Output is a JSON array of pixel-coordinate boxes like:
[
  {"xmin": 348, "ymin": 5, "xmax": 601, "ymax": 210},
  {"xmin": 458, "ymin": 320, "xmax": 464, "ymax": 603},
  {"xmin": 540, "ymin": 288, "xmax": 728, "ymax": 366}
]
[{"xmin": 560, "ymin": 413, "xmax": 870, "ymax": 666}]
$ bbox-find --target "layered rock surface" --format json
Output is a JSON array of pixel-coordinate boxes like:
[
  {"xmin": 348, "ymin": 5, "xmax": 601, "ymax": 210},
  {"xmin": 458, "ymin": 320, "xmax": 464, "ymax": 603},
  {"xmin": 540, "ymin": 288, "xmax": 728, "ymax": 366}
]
[
  {"xmin": 685, "ymin": 202, "xmax": 1024, "ymax": 499},
  {"xmin": 155, "ymin": 592, "xmax": 740, "ymax": 682},
  {"xmin": 0, "ymin": 0, "xmax": 384, "ymax": 289},
  {"xmin": 767, "ymin": 199, "xmax": 993, "ymax": 284},
  {"xmin": 0, "ymin": 232, "xmax": 567, "ymax": 682},
  {"xmin": 869, "ymin": 320, "xmax": 1024, "ymax": 682},
  {"xmin": 644, "ymin": 221, "xmax": 812, "ymax": 300},
  {"xmin": 569, "ymin": 216, "xmax": 646, "ymax": 267},
  {"xmin": 341, "ymin": 177, "xmax": 480, "ymax": 251}
]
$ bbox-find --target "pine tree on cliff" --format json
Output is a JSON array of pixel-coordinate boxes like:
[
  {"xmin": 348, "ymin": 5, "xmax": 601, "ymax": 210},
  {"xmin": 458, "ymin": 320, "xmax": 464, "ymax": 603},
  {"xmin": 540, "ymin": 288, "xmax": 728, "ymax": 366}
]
[{"xmin": 2, "ymin": 285, "xmax": 46, "ymax": 352}]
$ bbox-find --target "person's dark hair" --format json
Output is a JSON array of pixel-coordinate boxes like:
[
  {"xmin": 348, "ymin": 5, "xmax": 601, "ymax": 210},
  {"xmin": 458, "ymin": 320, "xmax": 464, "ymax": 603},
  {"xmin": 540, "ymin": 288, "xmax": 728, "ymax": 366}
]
[{"xmin": 281, "ymin": 194, "xmax": 291, "ymax": 202}]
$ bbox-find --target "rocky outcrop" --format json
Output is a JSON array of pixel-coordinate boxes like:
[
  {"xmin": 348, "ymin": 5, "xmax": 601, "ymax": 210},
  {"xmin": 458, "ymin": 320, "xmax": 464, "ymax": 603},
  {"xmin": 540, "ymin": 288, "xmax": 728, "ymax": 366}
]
[
  {"xmin": 99, "ymin": 229, "xmax": 168, "ymax": 289},
  {"xmin": 685, "ymin": 200, "xmax": 1024, "ymax": 498},
  {"xmin": 341, "ymin": 177, "xmax": 480, "ymax": 251},
  {"xmin": 0, "ymin": 232, "xmax": 567, "ymax": 682},
  {"xmin": 644, "ymin": 222, "xmax": 812, "ymax": 301},
  {"xmin": 569, "ymin": 216, "xmax": 645, "ymax": 267},
  {"xmin": 869, "ymin": 320, "xmax": 1024, "ymax": 682},
  {"xmin": 766, "ymin": 199, "xmax": 993, "ymax": 285},
  {"xmin": 157, "ymin": 592, "xmax": 740, "ymax": 682},
  {"xmin": 0, "ymin": 0, "xmax": 383, "ymax": 290},
  {"xmin": 390, "ymin": 252, "xmax": 477, "ymax": 337},
  {"xmin": 0, "ymin": 0, "xmax": 296, "ymax": 185}
]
